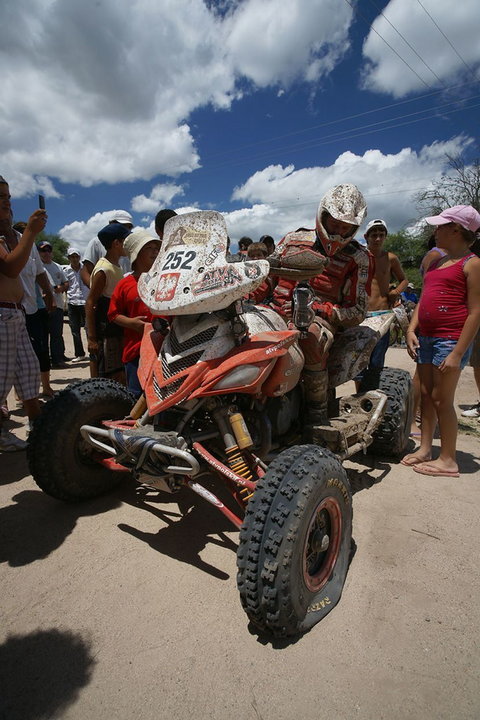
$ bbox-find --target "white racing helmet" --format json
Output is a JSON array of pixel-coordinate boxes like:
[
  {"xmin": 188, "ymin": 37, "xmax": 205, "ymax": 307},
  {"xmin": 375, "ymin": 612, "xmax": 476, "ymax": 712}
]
[{"xmin": 315, "ymin": 184, "xmax": 367, "ymax": 256}]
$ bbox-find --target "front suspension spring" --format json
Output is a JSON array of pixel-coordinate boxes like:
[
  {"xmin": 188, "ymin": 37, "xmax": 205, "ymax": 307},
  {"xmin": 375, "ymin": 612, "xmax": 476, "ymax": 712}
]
[{"xmin": 226, "ymin": 445, "xmax": 254, "ymax": 502}]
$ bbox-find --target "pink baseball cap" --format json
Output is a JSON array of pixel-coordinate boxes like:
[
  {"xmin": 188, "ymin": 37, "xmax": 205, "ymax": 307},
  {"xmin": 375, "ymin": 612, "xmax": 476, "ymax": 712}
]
[{"xmin": 425, "ymin": 205, "xmax": 480, "ymax": 232}]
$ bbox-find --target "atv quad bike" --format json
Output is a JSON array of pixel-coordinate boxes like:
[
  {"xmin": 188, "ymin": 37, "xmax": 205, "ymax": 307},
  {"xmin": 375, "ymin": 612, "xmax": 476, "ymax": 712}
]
[{"xmin": 28, "ymin": 211, "xmax": 412, "ymax": 638}]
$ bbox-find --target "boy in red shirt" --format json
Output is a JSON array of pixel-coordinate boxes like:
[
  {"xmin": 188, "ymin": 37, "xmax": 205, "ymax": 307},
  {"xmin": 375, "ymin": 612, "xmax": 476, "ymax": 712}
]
[{"xmin": 108, "ymin": 230, "xmax": 161, "ymax": 398}]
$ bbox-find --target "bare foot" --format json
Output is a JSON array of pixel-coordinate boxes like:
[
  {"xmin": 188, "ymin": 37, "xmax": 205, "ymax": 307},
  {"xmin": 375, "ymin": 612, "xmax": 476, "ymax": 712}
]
[{"xmin": 400, "ymin": 451, "xmax": 431, "ymax": 467}]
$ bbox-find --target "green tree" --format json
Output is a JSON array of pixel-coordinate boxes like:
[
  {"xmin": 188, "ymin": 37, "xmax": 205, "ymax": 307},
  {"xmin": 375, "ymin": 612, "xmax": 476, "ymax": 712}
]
[
  {"xmin": 35, "ymin": 232, "xmax": 69, "ymax": 264},
  {"xmin": 384, "ymin": 231, "xmax": 426, "ymax": 292},
  {"xmin": 384, "ymin": 230, "xmax": 425, "ymax": 267},
  {"xmin": 412, "ymin": 152, "xmax": 480, "ymax": 267}
]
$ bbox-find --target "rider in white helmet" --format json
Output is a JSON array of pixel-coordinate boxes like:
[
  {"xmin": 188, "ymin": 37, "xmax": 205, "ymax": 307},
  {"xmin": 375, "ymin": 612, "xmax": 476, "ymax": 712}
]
[
  {"xmin": 315, "ymin": 183, "xmax": 368, "ymax": 254},
  {"xmin": 252, "ymin": 183, "xmax": 373, "ymax": 430}
]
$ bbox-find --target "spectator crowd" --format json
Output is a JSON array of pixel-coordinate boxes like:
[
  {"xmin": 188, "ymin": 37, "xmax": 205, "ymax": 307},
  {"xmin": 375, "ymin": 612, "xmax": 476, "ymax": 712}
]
[{"xmin": 1, "ymin": 172, "xmax": 479, "ymax": 479}]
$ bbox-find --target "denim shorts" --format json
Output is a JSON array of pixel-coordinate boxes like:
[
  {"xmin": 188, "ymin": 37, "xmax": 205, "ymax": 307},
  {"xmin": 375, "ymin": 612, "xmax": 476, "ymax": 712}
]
[{"xmin": 417, "ymin": 336, "xmax": 472, "ymax": 369}]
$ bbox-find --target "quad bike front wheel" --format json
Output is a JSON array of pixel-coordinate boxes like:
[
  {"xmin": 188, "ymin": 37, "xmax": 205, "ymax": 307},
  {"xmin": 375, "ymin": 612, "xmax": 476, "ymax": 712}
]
[
  {"xmin": 237, "ymin": 445, "xmax": 352, "ymax": 637},
  {"xmin": 358, "ymin": 367, "xmax": 413, "ymax": 457},
  {"xmin": 28, "ymin": 379, "xmax": 134, "ymax": 501}
]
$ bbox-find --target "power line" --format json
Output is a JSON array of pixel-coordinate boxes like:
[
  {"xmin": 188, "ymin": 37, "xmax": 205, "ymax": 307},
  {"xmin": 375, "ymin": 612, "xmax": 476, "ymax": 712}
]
[
  {"xmin": 292, "ymin": 99, "xmax": 480, "ymax": 153},
  {"xmin": 200, "ymin": 80, "xmax": 477, "ymax": 165},
  {"xmin": 203, "ymin": 95, "xmax": 480, "ymax": 172},
  {"xmin": 415, "ymin": 0, "xmax": 479, "ymax": 80},
  {"xmin": 235, "ymin": 183, "xmax": 445, "ymax": 214},
  {"xmin": 136, "ymin": 6, "xmax": 479, "ymax": 181},
  {"xmin": 144, "ymin": 76, "xmax": 478, "ymax": 179},
  {"xmin": 343, "ymin": 0, "xmax": 432, "ymax": 89},
  {"xmin": 259, "ymin": 93, "xmax": 480, "ymax": 157},
  {"xmin": 367, "ymin": 0, "xmax": 446, "ymax": 86}
]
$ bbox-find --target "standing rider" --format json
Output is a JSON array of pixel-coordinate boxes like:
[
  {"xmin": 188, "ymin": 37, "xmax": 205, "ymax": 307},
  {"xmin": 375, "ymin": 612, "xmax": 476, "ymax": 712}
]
[{"xmin": 266, "ymin": 184, "xmax": 373, "ymax": 430}]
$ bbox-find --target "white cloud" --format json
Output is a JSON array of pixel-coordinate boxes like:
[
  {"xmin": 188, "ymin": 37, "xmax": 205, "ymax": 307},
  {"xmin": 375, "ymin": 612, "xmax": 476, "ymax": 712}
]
[
  {"xmin": 224, "ymin": 0, "xmax": 352, "ymax": 86},
  {"xmin": 58, "ymin": 203, "xmax": 199, "ymax": 252},
  {"xmin": 58, "ymin": 211, "xmax": 128, "ymax": 252},
  {"xmin": 1, "ymin": 0, "xmax": 357, "ymax": 196},
  {"xmin": 361, "ymin": 0, "xmax": 480, "ymax": 97},
  {"xmin": 226, "ymin": 135, "xmax": 472, "ymax": 242},
  {"xmin": 57, "ymin": 132, "xmax": 472, "ymax": 254},
  {"xmin": 131, "ymin": 183, "xmax": 185, "ymax": 214}
]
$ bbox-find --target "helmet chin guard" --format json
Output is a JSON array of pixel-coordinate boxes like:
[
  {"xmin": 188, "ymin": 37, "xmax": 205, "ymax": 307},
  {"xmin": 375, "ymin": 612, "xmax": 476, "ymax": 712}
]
[{"xmin": 315, "ymin": 184, "xmax": 367, "ymax": 256}]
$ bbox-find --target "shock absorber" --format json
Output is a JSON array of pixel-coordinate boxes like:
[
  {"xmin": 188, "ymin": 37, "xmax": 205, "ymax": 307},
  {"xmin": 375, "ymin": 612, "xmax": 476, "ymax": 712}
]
[{"xmin": 212, "ymin": 405, "xmax": 255, "ymax": 502}]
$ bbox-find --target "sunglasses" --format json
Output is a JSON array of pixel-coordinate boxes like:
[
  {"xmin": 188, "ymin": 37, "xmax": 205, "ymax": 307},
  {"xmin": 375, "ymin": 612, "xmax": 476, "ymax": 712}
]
[{"xmin": 39, "ymin": 247, "xmax": 52, "ymax": 252}]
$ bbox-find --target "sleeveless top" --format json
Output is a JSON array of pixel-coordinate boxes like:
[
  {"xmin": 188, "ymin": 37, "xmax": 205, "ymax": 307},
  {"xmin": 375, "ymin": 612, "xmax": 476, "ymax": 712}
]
[
  {"xmin": 90, "ymin": 257, "xmax": 123, "ymax": 298},
  {"xmin": 418, "ymin": 254, "xmax": 475, "ymax": 339}
]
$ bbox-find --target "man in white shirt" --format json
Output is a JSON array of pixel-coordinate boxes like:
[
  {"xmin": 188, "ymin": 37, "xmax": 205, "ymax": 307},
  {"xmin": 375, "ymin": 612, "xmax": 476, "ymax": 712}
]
[
  {"xmin": 64, "ymin": 246, "xmax": 89, "ymax": 361},
  {"xmin": 38, "ymin": 240, "xmax": 69, "ymax": 367}
]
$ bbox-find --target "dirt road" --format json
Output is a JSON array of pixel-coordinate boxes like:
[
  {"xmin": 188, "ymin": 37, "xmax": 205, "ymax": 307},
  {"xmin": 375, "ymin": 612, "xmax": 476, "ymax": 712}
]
[{"xmin": 1, "ymin": 340, "xmax": 479, "ymax": 720}]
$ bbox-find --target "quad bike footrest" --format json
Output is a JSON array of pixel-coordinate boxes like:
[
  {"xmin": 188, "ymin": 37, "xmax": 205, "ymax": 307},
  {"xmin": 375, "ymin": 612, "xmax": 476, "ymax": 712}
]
[{"xmin": 311, "ymin": 390, "xmax": 387, "ymax": 458}]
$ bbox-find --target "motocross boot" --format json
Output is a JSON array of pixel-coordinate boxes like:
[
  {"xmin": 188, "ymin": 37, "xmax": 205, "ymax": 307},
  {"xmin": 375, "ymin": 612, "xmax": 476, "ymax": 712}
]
[{"xmin": 302, "ymin": 367, "xmax": 329, "ymax": 441}]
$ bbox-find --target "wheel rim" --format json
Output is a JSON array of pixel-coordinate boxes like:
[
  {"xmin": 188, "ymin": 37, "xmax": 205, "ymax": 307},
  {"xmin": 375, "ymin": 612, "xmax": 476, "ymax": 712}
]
[{"xmin": 303, "ymin": 497, "xmax": 342, "ymax": 592}]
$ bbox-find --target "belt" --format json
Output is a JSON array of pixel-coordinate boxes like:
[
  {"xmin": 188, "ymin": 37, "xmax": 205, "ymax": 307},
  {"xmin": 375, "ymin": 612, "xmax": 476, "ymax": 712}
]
[{"xmin": 0, "ymin": 301, "xmax": 24, "ymax": 310}]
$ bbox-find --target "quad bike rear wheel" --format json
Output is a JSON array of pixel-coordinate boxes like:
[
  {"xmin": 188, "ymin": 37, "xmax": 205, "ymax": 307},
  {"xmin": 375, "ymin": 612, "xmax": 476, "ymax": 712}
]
[
  {"xmin": 237, "ymin": 445, "xmax": 352, "ymax": 637},
  {"xmin": 28, "ymin": 379, "xmax": 134, "ymax": 501},
  {"xmin": 358, "ymin": 367, "xmax": 413, "ymax": 457}
]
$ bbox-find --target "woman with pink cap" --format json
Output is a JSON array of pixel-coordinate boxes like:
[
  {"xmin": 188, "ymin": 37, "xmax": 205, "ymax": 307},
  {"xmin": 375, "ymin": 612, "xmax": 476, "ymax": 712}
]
[{"xmin": 402, "ymin": 205, "xmax": 480, "ymax": 477}]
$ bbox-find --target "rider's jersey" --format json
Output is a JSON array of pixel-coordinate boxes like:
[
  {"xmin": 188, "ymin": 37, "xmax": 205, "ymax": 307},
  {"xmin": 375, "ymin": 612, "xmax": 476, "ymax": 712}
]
[{"xmin": 252, "ymin": 228, "xmax": 374, "ymax": 329}]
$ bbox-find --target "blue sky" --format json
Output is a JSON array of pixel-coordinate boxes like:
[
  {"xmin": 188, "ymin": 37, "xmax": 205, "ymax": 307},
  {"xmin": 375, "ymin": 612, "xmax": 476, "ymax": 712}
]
[{"xmin": 3, "ymin": 0, "xmax": 479, "ymax": 252}]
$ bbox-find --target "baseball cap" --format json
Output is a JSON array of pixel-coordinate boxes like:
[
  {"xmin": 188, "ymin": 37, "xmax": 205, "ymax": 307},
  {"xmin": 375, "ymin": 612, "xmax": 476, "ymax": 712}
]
[
  {"xmin": 407, "ymin": 282, "xmax": 414, "ymax": 289},
  {"xmin": 67, "ymin": 246, "xmax": 81, "ymax": 256},
  {"xmin": 97, "ymin": 223, "xmax": 131, "ymax": 245},
  {"xmin": 425, "ymin": 205, "xmax": 480, "ymax": 232},
  {"xmin": 365, "ymin": 218, "xmax": 388, "ymax": 235},
  {"xmin": 124, "ymin": 229, "xmax": 160, "ymax": 265},
  {"xmin": 37, "ymin": 240, "xmax": 52, "ymax": 250},
  {"xmin": 109, "ymin": 210, "xmax": 133, "ymax": 226}
]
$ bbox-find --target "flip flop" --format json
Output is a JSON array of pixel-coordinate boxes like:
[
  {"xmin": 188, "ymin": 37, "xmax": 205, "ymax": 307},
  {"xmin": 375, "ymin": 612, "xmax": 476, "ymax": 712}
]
[
  {"xmin": 400, "ymin": 455, "xmax": 430, "ymax": 467},
  {"xmin": 409, "ymin": 432, "xmax": 422, "ymax": 438},
  {"xmin": 412, "ymin": 463, "xmax": 459, "ymax": 478}
]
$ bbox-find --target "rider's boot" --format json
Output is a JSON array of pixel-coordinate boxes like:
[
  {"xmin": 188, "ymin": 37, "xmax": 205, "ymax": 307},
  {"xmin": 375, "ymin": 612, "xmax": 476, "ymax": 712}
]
[{"xmin": 302, "ymin": 367, "xmax": 329, "ymax": 441}]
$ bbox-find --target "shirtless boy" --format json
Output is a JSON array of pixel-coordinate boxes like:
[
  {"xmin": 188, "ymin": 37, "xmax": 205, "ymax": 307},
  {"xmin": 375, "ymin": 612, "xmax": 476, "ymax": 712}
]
[{"xmin": 357, "ymin": 218, "xmax": 407, "ymax": 383}]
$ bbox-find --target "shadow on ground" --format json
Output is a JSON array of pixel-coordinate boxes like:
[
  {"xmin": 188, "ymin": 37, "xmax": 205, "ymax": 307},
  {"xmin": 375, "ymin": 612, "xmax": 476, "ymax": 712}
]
[
  {"xmin": 0, "ymin": 488, "xmax": 123, "ymax": 567},
  {"xmin": 345, "ymin": 453, "xmax": 392, "ymax": 495},
  {"xmin": 346, "ymin": 443, "xmax": 480, "ymax": 493},
  {"xmin": 0, "ymin": 628, "xmax": 94, "ymax": 720},
  {"xmin": 118, "ymin": 480, "xmax": 238, "ymax": 580},
  {"xmin": 0, "ymin": 450, "xmax": 30, "ymax": 486}
]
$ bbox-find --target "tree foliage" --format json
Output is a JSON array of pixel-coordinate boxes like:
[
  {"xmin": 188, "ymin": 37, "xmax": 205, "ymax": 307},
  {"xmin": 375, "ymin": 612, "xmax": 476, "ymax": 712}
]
[
  {"xmin": 384, "ymin": 230, "xmax": 426, "ymax": 267},
  {"xmin": 385, "ymin": 153, "xmax": 480, "ymax": 290},
  {"xmin": 415, "ymin": 154, "xmax": 480, "ymax": 214},
  {"xmin": 383, "ymin": 231, "xmax": 426, "ymax": 290}
]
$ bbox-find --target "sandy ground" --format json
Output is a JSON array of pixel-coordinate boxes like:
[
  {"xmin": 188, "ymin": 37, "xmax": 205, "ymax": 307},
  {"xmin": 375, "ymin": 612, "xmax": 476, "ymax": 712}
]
[{"xmin": 1, "ymin": 327, "xmax": 480, "ymax": 720}]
